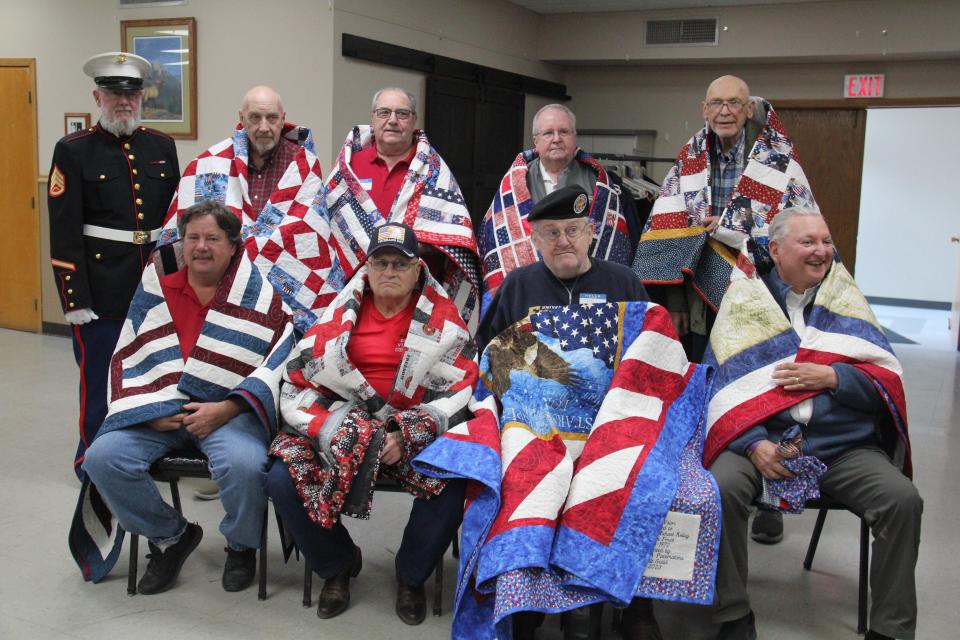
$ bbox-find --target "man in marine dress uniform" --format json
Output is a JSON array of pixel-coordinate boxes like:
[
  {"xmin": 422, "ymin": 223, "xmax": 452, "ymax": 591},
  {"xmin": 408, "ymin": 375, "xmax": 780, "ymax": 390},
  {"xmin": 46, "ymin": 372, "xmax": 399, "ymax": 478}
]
[{"xmin": 48, "ymin": 51, "xmax": 179, "ymax": 479}]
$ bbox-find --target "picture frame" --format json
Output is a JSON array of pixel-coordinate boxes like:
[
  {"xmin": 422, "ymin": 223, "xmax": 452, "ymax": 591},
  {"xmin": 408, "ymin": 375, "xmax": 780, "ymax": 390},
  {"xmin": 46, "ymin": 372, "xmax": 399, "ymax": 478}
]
[
  {"xmin": 120, "ymin": 17, "xmax": 197, "ymax": 139},
  {"xmin": 64, "ymin": 112, "xmax": 91, "ymax": 135}
]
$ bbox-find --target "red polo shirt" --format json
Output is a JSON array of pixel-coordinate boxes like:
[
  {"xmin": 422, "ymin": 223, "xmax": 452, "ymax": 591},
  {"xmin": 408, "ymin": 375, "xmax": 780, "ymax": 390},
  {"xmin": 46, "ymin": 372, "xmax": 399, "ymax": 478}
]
[
  {"xmin": 350, "ymin": 144, "xmax": 417, "ymax": 215},
  {"xmin": 160, "ymin": 269, "xmax": 210, "ymax": 361},
  {"xmin": 346, "ymin": 292, "xmax": 416, "ymax": 399}
]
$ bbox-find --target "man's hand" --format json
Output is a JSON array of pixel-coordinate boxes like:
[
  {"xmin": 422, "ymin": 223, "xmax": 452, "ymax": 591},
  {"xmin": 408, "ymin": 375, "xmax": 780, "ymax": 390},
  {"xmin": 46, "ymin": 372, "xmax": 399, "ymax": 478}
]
[
  {"xmin": 65, "ymin": 308, "xmax": 99, "ymax": 325},
  {"xmin": 702, "ymin": 215, "xmax": 720, "ymax": 233},
  {"xmin": 380, "ymin": 431, "xmax": 403, "ymax": 466},
  {"xmin": 749, "ymin": 440, "xmax": 796, "ymax": 481},
  {"xmin": 669, "ymin": 310, "xmax": 690, "ymax": 336},
  {"xmin": 772, "ymin": 362, "xmax": 838, "ymax": 392},
  {"xmin": 182, "ymin": 399, "xmax": 244, "ymax": 440},
  {"xmin": 148, "ymin": 413, "xmax": 187, "ymax": 431}
]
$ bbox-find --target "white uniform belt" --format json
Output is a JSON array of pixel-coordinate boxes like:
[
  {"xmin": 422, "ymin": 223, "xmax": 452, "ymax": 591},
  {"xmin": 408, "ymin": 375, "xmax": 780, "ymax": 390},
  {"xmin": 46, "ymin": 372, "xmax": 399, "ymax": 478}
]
[{"xmin": 82, "ymin": 224, "xmax": 161, "ymax": 245}]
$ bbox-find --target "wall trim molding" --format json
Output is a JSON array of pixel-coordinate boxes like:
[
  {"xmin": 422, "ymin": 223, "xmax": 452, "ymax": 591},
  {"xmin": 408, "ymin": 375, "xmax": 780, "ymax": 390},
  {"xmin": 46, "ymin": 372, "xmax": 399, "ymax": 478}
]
[{"xmin": 866, "ymin": 296, "xmax": 951, "ymax": 310}]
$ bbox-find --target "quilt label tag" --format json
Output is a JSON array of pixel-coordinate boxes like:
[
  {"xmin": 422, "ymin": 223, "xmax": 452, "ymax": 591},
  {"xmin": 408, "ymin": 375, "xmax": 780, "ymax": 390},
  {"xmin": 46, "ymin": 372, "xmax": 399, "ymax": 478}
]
[{"xmin": 642, "ymin": 511, "xmax": 700, "ymax": 581}]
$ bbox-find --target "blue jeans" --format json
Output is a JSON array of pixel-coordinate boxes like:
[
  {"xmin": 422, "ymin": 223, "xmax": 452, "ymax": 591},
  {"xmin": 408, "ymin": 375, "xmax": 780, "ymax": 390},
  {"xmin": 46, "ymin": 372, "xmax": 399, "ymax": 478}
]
[{"xmin": 83, "ymin": 412, "xmax": 269, "ymax": 549}]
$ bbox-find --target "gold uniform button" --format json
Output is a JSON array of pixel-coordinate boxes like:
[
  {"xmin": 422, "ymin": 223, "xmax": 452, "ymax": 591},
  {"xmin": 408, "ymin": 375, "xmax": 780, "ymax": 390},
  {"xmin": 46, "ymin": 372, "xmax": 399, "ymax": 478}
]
[
  {"xmin": 132, "ymin": 168, "xmax": 138, "ymax": 176},
  {"xmin": 67, "ymin": 289, "xmax": 73, "ymax": 294},
  {"xmin": 136, "ymin": 198, "xmax": 143, "ymax": 205},
  {"xmin": 99, "ymin": 174, "xmax": 106, "ymax": 180},
  {"xmin": 128, "ymin": 154, "xmax": 135, "ymax": 161},
  {"xmin": 65, "ymin": 275, "xmax": 71, "ymax": 281},
  {"xmin": 160, "ymin": 172, "xmax": 166, "ymax": 178},
  {"xmin": 138, "ymin": 213, "xmax": 145, "ymax": 220},
  {"xmin": 69, "ymin": 302, "xmax": 75, "ymax": 308},
  {"xmin": 95, "ymin": 253, "xmax": 102, "ymax": 260},
  {"xmin": 134, "ymin": 183, "xmax": 141, "ymax": 190},
  {"xmin": 124, "ymin": 143, "xmax": 131, "ymax": 150}
]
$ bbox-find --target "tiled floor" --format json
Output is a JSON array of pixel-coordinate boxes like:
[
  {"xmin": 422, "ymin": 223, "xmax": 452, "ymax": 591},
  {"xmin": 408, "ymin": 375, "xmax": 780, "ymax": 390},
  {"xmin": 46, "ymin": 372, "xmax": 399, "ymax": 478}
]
[{"xmin": 0, "ymin": 308, "xmax": 956, "ymax": 639}]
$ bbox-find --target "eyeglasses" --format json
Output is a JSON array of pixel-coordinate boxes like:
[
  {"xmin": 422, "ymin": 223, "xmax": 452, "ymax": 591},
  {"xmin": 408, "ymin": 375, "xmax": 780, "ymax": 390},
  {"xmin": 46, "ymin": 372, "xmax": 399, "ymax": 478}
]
[
  {"xmin": 369, "ymin": 257, "xmax": 417, "ymax": 272},
  {"xmin": 534, "ymin": 128, "xmax": 574, "ymax": 139},
  {"xmin": 536, "ymin": 222, "xmax": 591, "ymax": 243},
  {"xmin": 705, "ymin": 99, "xmax": 746, "ymax": 113},
  {"xmin": 372, "ymin": 108, "xmax": 415, "ymax": 121}
]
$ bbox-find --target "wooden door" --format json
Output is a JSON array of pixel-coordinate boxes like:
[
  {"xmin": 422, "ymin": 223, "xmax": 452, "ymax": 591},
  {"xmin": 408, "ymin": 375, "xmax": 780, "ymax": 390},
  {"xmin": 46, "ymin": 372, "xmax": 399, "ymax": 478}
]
[
  {"xmin": 951, "ymin": 235, "xmax": 960, "ymax": 351},
  {"xmin": 426, "ymin": 75, "xmax": 524, "ymax": 226},
  {"xmin": 776, "ymin": 108, "xmax": 866, "ymax": 275},
  {"xmin": 0, "ymin": 61, "xmax": 40, "ymax": 332}
]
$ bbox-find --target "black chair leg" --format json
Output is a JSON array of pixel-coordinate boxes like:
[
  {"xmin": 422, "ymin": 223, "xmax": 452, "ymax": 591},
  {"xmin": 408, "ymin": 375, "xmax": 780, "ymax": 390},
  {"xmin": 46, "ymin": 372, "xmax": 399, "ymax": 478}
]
[
  {"xmin": 433, "ymin": 554, "xmax": 443, "ymax": 616},
  {"xmin": 169, "ymin": 479, "xmax": 182, "ymax": 513},
  {"xmin": 127, "ymin": 533, "xmax": 139, "ymax": 596},
  {"xmin": 303, "ymin": 562, "xmax": 313, "ymax": 608},
  {"xmin": 258, "ymin": 507, "xmax": 268, "ymax": 601},
  {"xmin": 803, "ymin": 508, "xmax": 829, "ymax": 570},
  {"xmin": 858, "ymin": 518, "xmax": 869, "ymax": 634}
]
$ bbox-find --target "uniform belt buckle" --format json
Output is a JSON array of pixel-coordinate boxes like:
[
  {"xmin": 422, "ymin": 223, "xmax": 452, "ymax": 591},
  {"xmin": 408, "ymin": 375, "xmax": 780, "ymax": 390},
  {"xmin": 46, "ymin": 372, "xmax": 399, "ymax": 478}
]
[{"xmin": 133, "ymin": 230, "xmax": 150, "ymax": 245}]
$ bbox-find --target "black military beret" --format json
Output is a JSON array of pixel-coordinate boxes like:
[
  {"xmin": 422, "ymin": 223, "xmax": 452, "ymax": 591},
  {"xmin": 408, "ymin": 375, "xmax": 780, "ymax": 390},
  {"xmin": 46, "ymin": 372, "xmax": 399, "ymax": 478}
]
[{"xmin": 528, "ymin": 185, "xmax": 591, "ymax": 222}]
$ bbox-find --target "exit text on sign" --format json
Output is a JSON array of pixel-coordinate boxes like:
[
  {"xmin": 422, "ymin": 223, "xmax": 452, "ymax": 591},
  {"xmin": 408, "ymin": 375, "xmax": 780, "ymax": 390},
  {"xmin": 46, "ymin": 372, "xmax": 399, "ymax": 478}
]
[{"xmin": 844, "ymin": 74, "xmax": 885, "ymax": 98}]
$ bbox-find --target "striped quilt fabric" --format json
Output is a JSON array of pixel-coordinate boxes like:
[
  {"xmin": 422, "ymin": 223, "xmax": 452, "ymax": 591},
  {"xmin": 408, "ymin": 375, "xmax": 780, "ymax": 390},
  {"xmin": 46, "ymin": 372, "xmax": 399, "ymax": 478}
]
[
  {"xmin": 703, "ymin": 249, "xmax": 910, "ymax": 475},
  {"xmin": 414, "ymin": 301, "xmax": 718, "ymax": 639},
  {"xmin": 479, "ymin": 150, "xmax": 633, "ymax": 309},
  {"xmin": 633, "ymin": 100, "xmax": 818, "ymax": 310}
]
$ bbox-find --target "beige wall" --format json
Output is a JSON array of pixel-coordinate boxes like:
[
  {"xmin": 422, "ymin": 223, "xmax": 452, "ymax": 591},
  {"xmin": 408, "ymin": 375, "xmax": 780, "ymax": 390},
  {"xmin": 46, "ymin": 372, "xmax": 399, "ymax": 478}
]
[
  {"xmin": 565, "ymin": 58, "xmax": 960, "ymax": 179},
  {"xmin": 0, "ymin": 0, "xmax": 336, "ymax": 174},
  {"xmin": 329, "ymin": 0, "xmax": 561, "ymax": 165},
  {"xmin": 538, "ymin": 0, "xmax": 960, "ymax": 64}
]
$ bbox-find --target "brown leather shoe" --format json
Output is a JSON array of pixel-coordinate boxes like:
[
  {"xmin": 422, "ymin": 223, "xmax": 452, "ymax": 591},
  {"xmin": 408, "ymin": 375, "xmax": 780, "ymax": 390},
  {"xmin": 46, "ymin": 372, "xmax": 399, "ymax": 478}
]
[
  {"xmin": 395, "ymin": 560, "xmax": 426, "ymax": 625},
  {"xmin": 316, "ymin": 546, "xmax": 362, "ymax": 619}
]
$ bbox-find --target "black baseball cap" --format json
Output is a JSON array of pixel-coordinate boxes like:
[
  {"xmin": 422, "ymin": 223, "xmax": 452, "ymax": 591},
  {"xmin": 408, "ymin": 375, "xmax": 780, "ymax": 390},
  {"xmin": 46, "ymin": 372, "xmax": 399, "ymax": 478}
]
[
  {"xmin": 368, "ymin": 222, "xmax": 420, "ymax": 258},
  {"xmin": 528, "ymin": 185, "xmax": 591, "ymax": 222}
]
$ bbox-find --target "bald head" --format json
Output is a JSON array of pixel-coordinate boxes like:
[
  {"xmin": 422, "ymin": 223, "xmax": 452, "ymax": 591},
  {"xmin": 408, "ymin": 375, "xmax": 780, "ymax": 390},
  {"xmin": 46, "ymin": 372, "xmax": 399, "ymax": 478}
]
[
  {"xmin": 239, "ymin": 85, "xmax": 286, "ymax": 167},
  {"xmin": 702, "ymin": 75, "xmax": 755, "ymax": 151}
]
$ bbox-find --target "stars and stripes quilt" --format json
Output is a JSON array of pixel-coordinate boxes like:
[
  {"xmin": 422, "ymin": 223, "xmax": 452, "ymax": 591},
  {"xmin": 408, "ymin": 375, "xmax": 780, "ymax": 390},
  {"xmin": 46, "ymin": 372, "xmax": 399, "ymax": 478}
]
[
  {"xmin": 157, "ymin": 123, "xmax": 338, "ymax": 333},
  {"xmin": 479, "ymin": 150, "xmax": 633, "ymax": 310},
  {"xmin": 414, "ymin": 301, "xmax": 718, "ymax": 639},
  {"xmin": 69, "ymin": 246, "xmax": 296, "ymax": 583},
  {"xmin": 324, "ymin": 126, "xmax": 482, "ymax": 331},
  {"xmin": 632, "ymin": 100, "xmax": 818, "ymax": 310},
  {"xmin": 702, "ymin": 249, "xmax": 911, "ymax": 476}
]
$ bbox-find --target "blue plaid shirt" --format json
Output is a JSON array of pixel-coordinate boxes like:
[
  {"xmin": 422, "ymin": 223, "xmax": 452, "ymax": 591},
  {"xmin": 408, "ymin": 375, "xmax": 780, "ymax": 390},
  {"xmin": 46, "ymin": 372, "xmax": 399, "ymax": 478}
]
[{"xmin": 710, "ymin": 130, "xmax": 747, "ymax": 216}]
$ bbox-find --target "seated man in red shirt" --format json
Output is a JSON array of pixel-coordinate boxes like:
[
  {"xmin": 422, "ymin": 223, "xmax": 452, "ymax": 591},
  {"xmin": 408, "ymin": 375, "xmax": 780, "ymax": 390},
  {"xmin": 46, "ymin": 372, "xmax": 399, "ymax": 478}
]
[
  {"xmin": 266, "ymin": 222, "xmax": 478, "ymax": 626},
  {"xmin": 81, "ymin": 200, "xmax": 294, "ymax": 594}
]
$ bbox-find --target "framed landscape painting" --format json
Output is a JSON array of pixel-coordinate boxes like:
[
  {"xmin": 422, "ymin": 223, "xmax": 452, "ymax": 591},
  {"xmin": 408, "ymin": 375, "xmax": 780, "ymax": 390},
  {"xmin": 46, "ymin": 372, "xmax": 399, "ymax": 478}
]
[{"xmin": 121, "ymin": 17, "xmax": 197, "ymax": 139}]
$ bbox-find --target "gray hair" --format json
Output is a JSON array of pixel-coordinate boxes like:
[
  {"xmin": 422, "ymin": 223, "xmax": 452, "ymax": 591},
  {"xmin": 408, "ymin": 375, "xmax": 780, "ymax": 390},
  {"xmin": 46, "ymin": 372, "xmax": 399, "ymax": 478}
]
[
  {"xmin": 532, "ymin": 103, "xmax": 577, "ymax": 137},
  {"xmin": 768, "ymin": 207, "xmax": 823, "ymax": 243},
  {"xmin": 178, "ymin": 200, "xmax": 243, "ymax": 247},
  {"xmin": 371, "ymin": 87, "xmax": 417, "ymax": 114}
]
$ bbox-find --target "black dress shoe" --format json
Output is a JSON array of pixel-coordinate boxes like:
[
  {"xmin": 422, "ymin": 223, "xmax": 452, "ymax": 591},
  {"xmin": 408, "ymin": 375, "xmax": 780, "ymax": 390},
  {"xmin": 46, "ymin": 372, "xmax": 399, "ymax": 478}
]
[
  {"xmin": 395, "ymin": 555, "xmax": 426, "ymax": 625},
  {"xmin": 138, "ymin": 522, "xmax": 203, "ymax": 595},
  {"xmin": 865, "ymin": 631, "xmax": 895, "ymax": 640},
  {"xmin": 316, "ymin": 546, "xmax": 362, "ymax": 619},
  {"xmin": 222, "ymin": 546, "xmax": 257, "ymax": 592}
]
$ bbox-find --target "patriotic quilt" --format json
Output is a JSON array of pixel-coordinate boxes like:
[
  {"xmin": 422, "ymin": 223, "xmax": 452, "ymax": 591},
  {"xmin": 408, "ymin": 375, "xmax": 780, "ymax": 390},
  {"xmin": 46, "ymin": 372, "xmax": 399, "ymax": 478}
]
[
  {"xmin": 414, "ymin": 301, "xmax": 719, "ymax": 639},
  {"xmin": 325, "ymin": 126, "xmax": 482, "ymax": 331},
  {"xmin": 273, "ymin": 265, "xmax": 478, "ymax": 524},
  {"xmin": 703, "ymin": 248, "xmax": 911, "ymax": 476},
  {"xmin": 69, "ymin": 245, "xmax": 296, "ymax": 582},
  {"xmin": 157, "ymin": 123, "xmax": 339, "ymax": 333},
  {"xmin": 632, "ymin": 100, "xmax": 818, "ymax": 310},
  {"xmin": 479, "ymin": 150, "xmax": 633, "ymax": 309}
]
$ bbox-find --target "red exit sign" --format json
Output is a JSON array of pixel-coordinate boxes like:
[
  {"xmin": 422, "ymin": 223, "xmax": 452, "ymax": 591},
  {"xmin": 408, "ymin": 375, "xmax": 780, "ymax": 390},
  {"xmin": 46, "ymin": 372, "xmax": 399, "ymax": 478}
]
[{"xmin": 844, "ymin": 74, "xmax": 885, "ymax": 98}]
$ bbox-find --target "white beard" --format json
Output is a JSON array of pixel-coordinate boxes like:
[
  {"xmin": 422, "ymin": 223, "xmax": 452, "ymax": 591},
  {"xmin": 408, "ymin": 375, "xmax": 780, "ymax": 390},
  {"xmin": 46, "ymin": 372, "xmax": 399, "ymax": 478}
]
[{"xmin": 100, "ymin": 113, "xmax": 140, "ymax": 137}]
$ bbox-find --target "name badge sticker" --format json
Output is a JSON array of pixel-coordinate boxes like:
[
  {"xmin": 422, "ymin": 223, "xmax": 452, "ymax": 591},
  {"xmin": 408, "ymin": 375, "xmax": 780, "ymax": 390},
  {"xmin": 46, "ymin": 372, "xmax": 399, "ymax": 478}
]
[
  {"xmin": 358, "ymin": 178, "xmax": 373, "ymax": 192},
  {"xmin": 579, "ymin": 293, "xmax": 607, "ymax": 305}
]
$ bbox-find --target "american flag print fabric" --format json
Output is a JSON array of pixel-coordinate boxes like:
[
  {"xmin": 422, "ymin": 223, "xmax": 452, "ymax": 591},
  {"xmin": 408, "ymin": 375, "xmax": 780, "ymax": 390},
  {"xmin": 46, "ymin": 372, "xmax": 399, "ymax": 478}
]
[
  {"xmin": 632, "ymin": 100, "xmax": 818, "ymax": 310},
  {"xmin": 478, "ymin": 150, "xmax": 634, "ymax": 310},
  {"xmin": 414, "ymin": 301, "xmax": 720, "ymax": 639},
  {"xmin": 703, "ymin": 249, "xmax": 910, "ymax": 476},
  {"xmin": 324, "ymin": 126, "xmax": 482, "ymax": 331}
]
